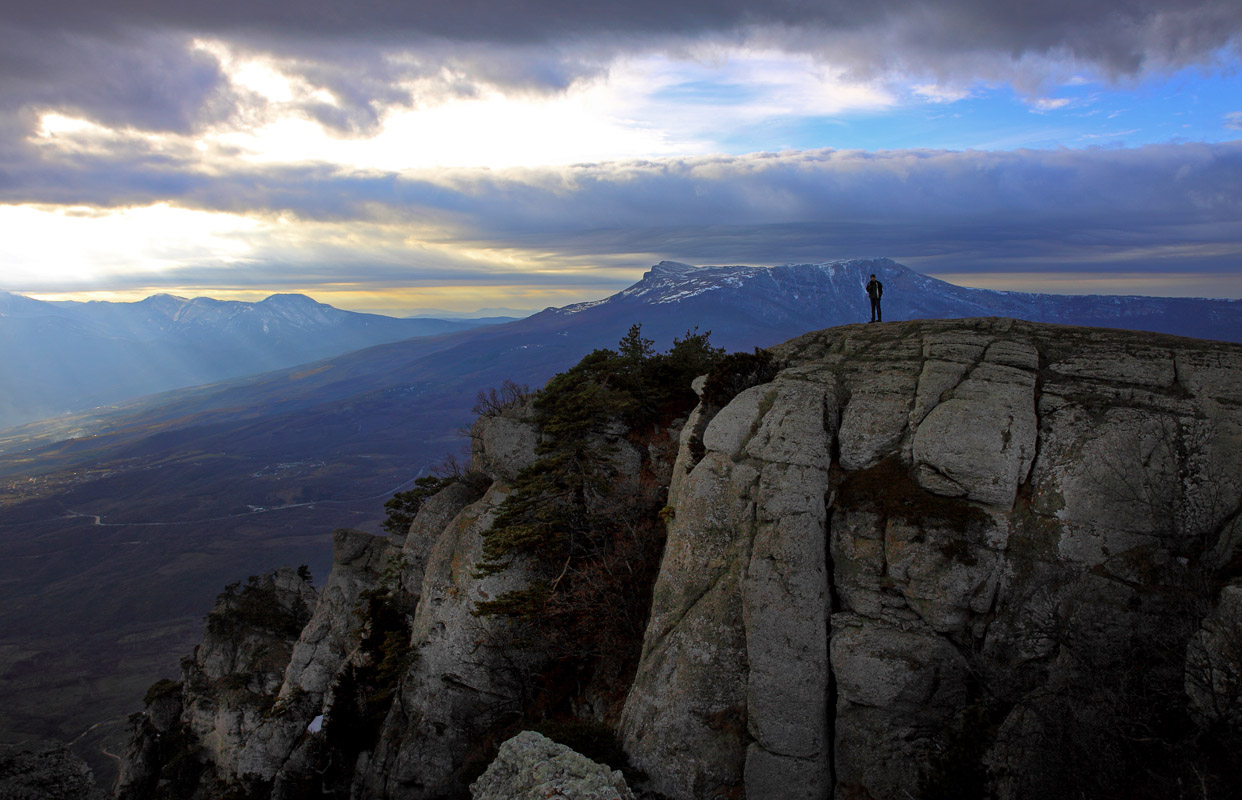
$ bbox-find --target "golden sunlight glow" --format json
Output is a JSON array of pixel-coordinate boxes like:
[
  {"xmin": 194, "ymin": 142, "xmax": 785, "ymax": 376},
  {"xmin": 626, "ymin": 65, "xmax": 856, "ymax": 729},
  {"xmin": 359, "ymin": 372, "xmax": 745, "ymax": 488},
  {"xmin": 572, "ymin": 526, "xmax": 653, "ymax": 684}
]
[
  {"xmin": 23, "ymin": 283, "xmax": 610, "ymax": 316},
  {"xmin": 0, "ymin": 200, "xmax": 643, "ymax": 314},
  {"xmin": 24, "ymin": 287, "xmax": 277, "ymax": 304},
  {"xmin": 307, "ymin": 284, "xmax": 613, "ymax": 315},
  {"xmin": 37, "ymin": 113, "xmax": 102, "ymax": 137},
  {"xmin": 0, "ymin": 204, "xmax": 262, "ymax": 287},
  {"xmin": 193, "ymin": 44, "xmax": 893, "ymax": 171}
]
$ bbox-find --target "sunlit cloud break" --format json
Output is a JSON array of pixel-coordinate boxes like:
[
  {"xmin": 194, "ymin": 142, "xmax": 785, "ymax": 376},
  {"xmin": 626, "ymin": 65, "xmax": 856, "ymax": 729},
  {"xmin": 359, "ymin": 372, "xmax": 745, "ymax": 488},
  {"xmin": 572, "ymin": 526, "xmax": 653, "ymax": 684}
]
[{"xmin": 0, "ymin": 0, "xmax": 1240, "ymax": 310}]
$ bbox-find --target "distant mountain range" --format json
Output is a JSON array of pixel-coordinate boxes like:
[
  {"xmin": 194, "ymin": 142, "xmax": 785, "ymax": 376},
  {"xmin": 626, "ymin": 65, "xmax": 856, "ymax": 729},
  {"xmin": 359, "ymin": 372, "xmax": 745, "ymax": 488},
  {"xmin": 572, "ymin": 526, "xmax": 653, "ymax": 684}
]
[
  {"xmin": 568, "ymin": 258, "xmax": 1242, "ymax": 345},
  {"xmin": 0, "ymin": 257, "xmax": 1239, "ymax": 777},
  {"xmin": 0, "ymin": 291, "xmax": 493, "ymax": 430}
]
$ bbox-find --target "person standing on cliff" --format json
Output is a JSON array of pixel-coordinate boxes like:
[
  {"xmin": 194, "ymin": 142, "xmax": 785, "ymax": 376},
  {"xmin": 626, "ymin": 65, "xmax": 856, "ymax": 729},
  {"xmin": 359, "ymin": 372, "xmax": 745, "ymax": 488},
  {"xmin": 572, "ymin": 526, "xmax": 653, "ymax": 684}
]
[{"xmin": 865, "ymin": 273, "xmax": 883, "ymax": 323}]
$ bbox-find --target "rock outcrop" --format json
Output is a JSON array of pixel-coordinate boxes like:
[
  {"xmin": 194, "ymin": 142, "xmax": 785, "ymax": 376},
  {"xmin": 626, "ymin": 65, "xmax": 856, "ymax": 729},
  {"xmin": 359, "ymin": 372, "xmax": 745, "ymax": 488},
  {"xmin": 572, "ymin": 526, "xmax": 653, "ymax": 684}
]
[
  {"xmin": 116, "ymin": 318, "xmax": 1242, "ymax": 800},
  {"xmin": 116, "ymin": 568, "xmax": 316, "ymax": 799},
  {"xmin": 351, "ymin": 479, "xmax": 547, "ymax": 799},
  {"xmin": 116, "ymin": 398, "xmax": 653, "ymax": 799},
  {"xmin": 469, "ymin": 731, "xmax": 634, "ymax": 800},
  {"xmin": 621, "ymin": 318, "xmax": 1242, "ymax": 800}
]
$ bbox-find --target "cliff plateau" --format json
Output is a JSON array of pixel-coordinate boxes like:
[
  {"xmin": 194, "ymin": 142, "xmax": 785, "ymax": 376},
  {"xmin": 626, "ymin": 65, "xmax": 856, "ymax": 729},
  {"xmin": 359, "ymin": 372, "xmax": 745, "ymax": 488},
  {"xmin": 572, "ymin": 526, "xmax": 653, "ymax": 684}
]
[{"xmin": 116, "ymin": 318, "xmax": 1242, "ymax": 800}]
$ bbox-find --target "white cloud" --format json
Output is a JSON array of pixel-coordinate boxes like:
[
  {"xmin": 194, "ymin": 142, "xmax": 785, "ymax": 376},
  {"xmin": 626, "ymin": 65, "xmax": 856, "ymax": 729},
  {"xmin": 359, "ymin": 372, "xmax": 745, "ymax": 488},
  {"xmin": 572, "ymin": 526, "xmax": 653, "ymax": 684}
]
[
  {"xmin": 912, "ymin": 84, "xmax": 972, "ymax": 104},
  {"xmin": 214, "ymin": 83, "xmax": 692, "ymax": 170},
  {"xmin": 0, "ymin": 204, "xmax": 261, "ymax": 289},
  {"xmin": 28, "ymin": 44, "xmax": 897, "ymax": 173},
  {"xmin": 1226, "ymin": 111, "xmax": 1242, "ymax": 130},
  {"xmin": 1030, "ymin": 97, "xmax": 1072, "ymax": 113}
]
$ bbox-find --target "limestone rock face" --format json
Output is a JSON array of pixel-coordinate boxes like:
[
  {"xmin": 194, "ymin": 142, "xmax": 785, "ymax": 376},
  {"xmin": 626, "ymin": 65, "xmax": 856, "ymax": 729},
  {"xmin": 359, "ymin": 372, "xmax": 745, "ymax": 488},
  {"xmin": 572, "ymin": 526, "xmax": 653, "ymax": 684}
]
[
  {"xmin": 400, "ymin": 480, "xmax": 483, "ymax": 595},
  {"xmin": 621, "ymin": 371, "xmax": 836, "ymax": 800},
  {"xmin": 270, "ymin": 530, "xmax": 391, "ymax": 707},
  {"xmin": 621, "ymin": 318, "xmax": 1242, "ymax": 800},
  {"xmin": 115, "ymin": 403, "xmax": 530, "ymax": 800},
  {"xmin": 181, "ymin": 568, "xmax": 316, "ymax": 787},
  {"xmin": 469, "ymin": 731, "xmax": 634, "ymax": 800},
  {"xmin": 115, "ymin": 567, "xmax": 316, "ymax": 800},
  {"xmin": 348, "ymin": 407, "xmax": 653, "ymax": 799},
  {"xmin": 911, "ymin": 359, "xmax": 1037, "ymax": 506},
  {"xmin": 234, "ymin": 529, "xmax": 394, "ymax": 785},
  {"xmin": 354, "ymin": 481, "xmax": 546, "ymax": 799},
  {"xmin": 470, "ymin": 404, "xmax": 540, "ymax": 482}
]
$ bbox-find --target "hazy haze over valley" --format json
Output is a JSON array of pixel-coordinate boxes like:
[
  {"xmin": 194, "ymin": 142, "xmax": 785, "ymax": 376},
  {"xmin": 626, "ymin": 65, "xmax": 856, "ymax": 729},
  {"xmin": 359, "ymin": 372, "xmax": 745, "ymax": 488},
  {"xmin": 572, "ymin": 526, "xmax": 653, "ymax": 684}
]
[{"xmin": 0, "ymin": 292, "xmax": 501, "ymax": 430}]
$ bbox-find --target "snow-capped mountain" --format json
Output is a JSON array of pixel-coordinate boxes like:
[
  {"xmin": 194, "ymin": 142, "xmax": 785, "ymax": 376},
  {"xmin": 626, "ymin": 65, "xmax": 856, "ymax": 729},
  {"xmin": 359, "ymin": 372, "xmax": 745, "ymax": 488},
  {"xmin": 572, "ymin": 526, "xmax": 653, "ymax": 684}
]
[
  {"xmin": 43, "ymin": 292, "xmax": 447, "ymax": 339},
  {"xmin": 548, "ymin": 258, "xmax": 1241, "ymax": 347}
]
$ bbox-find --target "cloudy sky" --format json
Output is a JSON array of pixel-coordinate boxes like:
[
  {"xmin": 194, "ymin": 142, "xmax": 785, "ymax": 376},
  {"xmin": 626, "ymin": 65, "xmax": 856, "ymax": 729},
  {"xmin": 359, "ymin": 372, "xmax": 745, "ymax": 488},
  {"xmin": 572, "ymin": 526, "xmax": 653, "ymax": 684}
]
[{"xmin": 2, "ymin": 1, "xmax": 1240, "ymax": 314}]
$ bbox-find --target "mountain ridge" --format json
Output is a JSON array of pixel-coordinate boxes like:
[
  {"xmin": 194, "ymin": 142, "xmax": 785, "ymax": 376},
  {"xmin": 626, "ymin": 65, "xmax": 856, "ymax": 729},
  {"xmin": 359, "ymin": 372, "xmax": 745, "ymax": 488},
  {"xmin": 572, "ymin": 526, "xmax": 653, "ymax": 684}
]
[
  {"xmin": 565, "ymin": 257, "xmax": 1242, "ymax": 339},
  {"xmin": 0, "ymin": 292, "xmax": 491, "ymax": 431}
]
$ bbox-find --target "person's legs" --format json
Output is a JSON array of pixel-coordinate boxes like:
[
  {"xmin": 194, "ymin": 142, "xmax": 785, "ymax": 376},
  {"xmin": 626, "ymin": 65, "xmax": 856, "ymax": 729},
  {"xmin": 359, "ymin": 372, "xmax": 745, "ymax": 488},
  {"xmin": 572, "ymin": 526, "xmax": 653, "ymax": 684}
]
[{"xmin": 870, "ymin": 296, "xmax": 879, "ymax": 322}]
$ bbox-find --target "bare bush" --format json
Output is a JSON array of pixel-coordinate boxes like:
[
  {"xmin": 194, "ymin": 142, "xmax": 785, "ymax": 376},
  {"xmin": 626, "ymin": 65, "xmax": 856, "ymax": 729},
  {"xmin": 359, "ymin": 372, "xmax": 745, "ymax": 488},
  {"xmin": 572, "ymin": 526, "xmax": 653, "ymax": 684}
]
[{"xmin": 473, "ymin": 379, "xmax": 533, "ymax": 417}]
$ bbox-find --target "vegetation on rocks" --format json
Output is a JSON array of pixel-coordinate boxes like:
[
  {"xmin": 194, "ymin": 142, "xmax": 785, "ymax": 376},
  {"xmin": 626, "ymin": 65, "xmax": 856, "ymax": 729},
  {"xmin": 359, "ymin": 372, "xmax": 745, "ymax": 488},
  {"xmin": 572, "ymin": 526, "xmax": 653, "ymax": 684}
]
[
  {"xmin": 381, "ymin": 474, "xmax": 460, "ymax": 536},
  {"xmin": 205, "ymin": 574, "xmax": 311, "ymax": 641},
  {"xmin": 471, "ymin": 325, "xmax": 731, "ymax": 721},
  {"xmin": 473, "ymin": 379, "xmax": 534, "ymax": 417},
  {"xmin": 382, "ymin": 456, "xmax": 491, "ymax": 537},
  {"xmin": 142, "ymin": 678, "xmax": 182, "ymax": 707},
  {"xmin": 317, "ymin": 572, "xmax": 416, "ymax": 794},
  {"xmin": 474, "ymin": 325, "xmax": 724, "ymax": 588},
  {"xmin": 114, "ymin": 722, "xmax": 206, "ymax": 800},
  {"xmin": 700, "ymin": 347, "xmax": 782, "ymax": 408}
]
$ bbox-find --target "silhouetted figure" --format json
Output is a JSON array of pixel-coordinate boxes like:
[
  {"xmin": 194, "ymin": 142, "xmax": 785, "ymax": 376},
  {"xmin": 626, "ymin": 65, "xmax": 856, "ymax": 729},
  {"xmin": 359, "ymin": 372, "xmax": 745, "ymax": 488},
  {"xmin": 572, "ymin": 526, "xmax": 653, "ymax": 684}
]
[{"xmin": 866, "ymin": 274, "xmax": 883, "ymax": 323}]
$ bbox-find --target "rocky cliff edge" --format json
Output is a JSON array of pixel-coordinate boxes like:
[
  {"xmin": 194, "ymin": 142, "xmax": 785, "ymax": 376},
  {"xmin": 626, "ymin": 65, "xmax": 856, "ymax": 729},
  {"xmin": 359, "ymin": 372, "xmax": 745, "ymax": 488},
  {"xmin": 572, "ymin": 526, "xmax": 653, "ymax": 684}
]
[
  {"xmin": 622, "ymin": 317, "xmax": 1242, "ymax": 799},
  {"xmin": 117, "ymin": 318, "xmax": 1242, "ymax": 800}
]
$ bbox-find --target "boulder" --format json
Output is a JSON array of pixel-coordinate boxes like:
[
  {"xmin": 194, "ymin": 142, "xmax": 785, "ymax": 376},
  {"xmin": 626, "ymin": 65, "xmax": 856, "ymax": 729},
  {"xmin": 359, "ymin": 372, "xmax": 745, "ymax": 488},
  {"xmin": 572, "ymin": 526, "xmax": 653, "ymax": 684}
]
[
  {"xmin": 470, "ymin": 731, "xmax": 633, "ymax": 800},
  {"xmin": 471, "ymin": 406, "xmax": 539, "ymax": 481}
]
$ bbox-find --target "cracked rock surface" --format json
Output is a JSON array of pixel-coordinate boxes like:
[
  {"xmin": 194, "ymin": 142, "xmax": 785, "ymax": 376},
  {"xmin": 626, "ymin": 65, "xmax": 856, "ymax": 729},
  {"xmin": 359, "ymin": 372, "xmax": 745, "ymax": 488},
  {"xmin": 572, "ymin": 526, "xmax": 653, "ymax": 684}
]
[
  {"xmin": 469, "ymin": 731, "xmax": 633, "ymax": 800},
  {"xmin": 621, "ymin": 318, "xmax": 1242, "ymax": 800}
]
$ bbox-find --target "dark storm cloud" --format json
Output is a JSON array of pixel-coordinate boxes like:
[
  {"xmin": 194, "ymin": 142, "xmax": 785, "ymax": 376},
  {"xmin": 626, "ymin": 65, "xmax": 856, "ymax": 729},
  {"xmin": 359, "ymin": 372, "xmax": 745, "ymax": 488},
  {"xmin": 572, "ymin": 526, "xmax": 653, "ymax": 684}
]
[
  {"xmin": 0, "ymin": 26, "xmax": 228, "ymax": 134},
  {"xmin": 3, "ymin": 1, "xmax": 1241, "ymax": 139},
  {"xmin": 424, "ymin": 145, "xmax": 1242, "ymax": 280},
  {"xmin": 9, "ymin": 139, "xmax": 1237, "ymax": 287},
  {"xmin": 423, "ymin": 145, "xmax": 1242, "ymax": 244},
  {"xmin": 7, "ymin": 1, "xmax": 1242, "ymax": 70}
]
